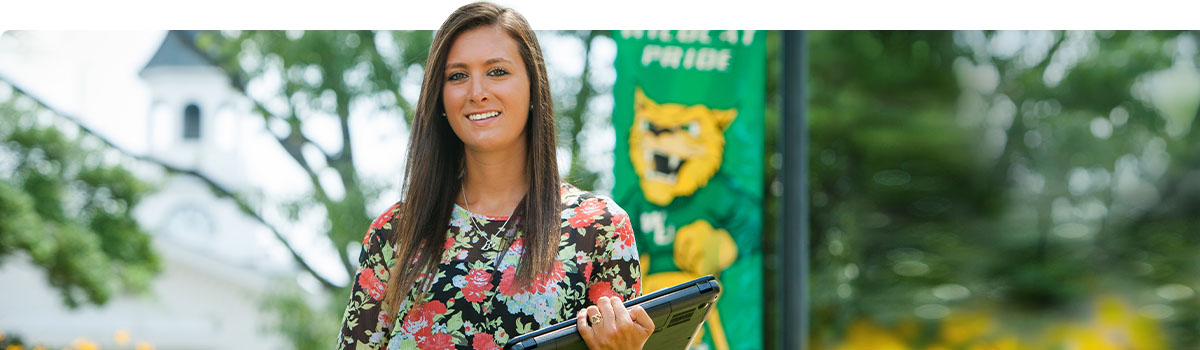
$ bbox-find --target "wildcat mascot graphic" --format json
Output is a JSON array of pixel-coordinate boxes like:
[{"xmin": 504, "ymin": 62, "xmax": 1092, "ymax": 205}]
[
  {"xmin": 629, "ymin": 87, "xmax": 737, "ymax": 206},
  {"xmin": 630, "ymin": 87, "xmax": 739, "ymax": 350}
]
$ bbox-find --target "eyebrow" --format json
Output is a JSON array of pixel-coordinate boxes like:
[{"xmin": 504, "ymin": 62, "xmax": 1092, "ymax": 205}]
[{"xmin": 446, "ymin": 57, "xmax": 515, "ymax": 70}]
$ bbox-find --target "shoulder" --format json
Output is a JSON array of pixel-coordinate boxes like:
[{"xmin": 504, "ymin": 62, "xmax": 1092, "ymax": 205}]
[
  {"xmin": 560, "ymin": 182, "xmax": 628, "ymax": 215},
  {"xmin": 560, "ymin": 182, "xmax": 631, "ymax": 230},
  {"xmin": 558, "ymin": 183, "xmax": 639, "ymax": 264},
  {"xmin": 362, "ymin": 200, "xmax": 403, "ymax": 247}
]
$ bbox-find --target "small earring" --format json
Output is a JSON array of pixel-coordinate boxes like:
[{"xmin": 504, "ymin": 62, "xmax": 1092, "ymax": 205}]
[{"xmin": 441, "ymin": 112, "xmax": 447, "ymax": 117}]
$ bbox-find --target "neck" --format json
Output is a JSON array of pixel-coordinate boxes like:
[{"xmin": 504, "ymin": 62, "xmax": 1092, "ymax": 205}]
[{"xmin": 460, "ymin": 142, "xmax": 529, "ymax": 217}]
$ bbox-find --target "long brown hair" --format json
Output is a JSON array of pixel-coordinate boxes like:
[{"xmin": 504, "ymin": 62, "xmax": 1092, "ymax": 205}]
[{"xmin": 382, "ymin": 1, "xmax": 560, "ymax": 311}]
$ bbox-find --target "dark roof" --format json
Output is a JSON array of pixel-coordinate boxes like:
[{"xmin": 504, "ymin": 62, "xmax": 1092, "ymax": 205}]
[{"xmin": 139, "ymin": 30, "xmax": 218, "ymax": 76}]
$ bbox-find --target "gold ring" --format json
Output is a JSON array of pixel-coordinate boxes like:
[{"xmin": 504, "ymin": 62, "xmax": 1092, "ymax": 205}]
[{"xmin": 589, "ymin": 313, "xmax": 603, "ymax": 325}]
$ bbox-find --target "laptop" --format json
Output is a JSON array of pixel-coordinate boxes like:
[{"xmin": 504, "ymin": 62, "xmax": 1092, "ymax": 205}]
[{"xmin": 504, "ymin": 275, "xmax": 721, "ymax": 350}]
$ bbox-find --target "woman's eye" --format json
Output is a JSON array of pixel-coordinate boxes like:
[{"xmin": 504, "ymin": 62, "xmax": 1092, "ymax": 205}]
[
  {"xmin": 488, "ymin": 68, "xmax": 509, "ymax": 77},
  {"xmin": 448, "ymin": 72, "xmax": 467, "ymax": 81}
]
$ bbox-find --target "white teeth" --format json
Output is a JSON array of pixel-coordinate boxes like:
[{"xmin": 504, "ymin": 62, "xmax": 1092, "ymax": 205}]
[
  {"xmin": 467, "ymin": 111, "xmax": 500, "ymax": 121},
  {"xmin": 641, "ymin": 150, "xmax": 680, "ymax": 185}
]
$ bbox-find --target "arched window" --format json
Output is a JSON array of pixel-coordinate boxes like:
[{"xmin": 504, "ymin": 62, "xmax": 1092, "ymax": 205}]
[{"xmin": 183, "ymin": 104, "xmax": 201, "ymax": 140}]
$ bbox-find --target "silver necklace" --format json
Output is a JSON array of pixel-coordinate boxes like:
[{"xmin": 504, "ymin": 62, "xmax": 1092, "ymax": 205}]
[{"xmin": 461, "ymin": 182, "xmax": 516, "ymax": 251}]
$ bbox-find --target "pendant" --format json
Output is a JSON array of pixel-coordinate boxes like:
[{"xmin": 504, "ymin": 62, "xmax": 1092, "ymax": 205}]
[{"xmin": 482, "ymin": 234, "xmax": 496, "ymax": 250}]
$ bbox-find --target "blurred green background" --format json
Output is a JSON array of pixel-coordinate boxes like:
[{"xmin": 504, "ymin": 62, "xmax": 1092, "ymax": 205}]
[{"xmin": 784, "ymin": 30, "xmax": 1200, "ymax": 350}]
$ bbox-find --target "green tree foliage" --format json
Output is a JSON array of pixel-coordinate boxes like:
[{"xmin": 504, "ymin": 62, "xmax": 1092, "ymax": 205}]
[
  {"xmin": 194, "ymin": 30, "xmax": 430, "ymax": 350},
  {"xmin": 802, "ymin": 31, "xmax": 1006, "ymax": 346},
  {"xmin": 0, "ymin": 84, "xmax": 159, "ymax": 308},
  {"xmin": 802, "ymin": 30, "xmax": 1200, "ymax": 349},
  {"xmin": 199, "ymin": 30, "xmax": 432, "ymax": 286}
]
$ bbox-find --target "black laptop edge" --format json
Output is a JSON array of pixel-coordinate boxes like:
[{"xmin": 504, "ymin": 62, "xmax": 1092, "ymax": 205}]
[{"xmin": 504, "ymin": 274, "xmax": 720, "ymax": 350}]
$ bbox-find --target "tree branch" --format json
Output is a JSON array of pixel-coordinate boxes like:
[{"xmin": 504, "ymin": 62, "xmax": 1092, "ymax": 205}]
[
  {"xmin": 223, "ymin": 64, "xmax": 338, "ymax": 212},
  {"xmin": 1, "ymin": 75, "xmax": 341, "ymax": 291},
  {"xmin": 201, "ymin": 32, "xmax": 368, "ymax": 277},
  {"xmin": 361, "ymin": 30, "xmax": 417, "ymax": 124}
]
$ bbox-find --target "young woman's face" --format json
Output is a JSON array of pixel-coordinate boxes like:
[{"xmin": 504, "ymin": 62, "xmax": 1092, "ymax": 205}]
[{"xmin": 442, "ymin": 26, "xmax": 531, "ymax": 154}]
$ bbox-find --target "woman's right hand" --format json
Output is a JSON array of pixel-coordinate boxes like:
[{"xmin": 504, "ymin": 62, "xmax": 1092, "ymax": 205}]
[{"xmin": 576, "ymin": 296, "xmax": 655, "ymax": 350}]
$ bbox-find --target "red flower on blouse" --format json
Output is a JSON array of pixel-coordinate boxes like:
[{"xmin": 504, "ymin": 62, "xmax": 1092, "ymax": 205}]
[
  {"xmin": 588, "ymin": 281, "xmax": 618, "ymax": 304},
  {"xmin": 444, "ymin": 236, "xmax": 455, "ymax": 250},
  {"xmin": 497, "ymin": 266, "xmax": 521, "ymax": 297},
  {"xmin": 530, "ymin": 261, "xmax": 566, "ymax": 294},
  {"xmin": 583, "ymin": 261, "xmax": 594, "ymax": 283},
  {"xmin": 568, "ymin": 198, "xmax": 607, "ymax": 228},
  {"xmin": 508, "ymin": 238, "xmax": 524, "ymax": 255},
  {"xmin": 497, "ymin": 261, "xmax": 566, "ymax": 296},
  {"xmin": 370, "ymin": 202, "xmax": 400, "ymax": 230},
  {"xmin": 463, "ymin": 268, "xmax": 494, "ymax": 303},
  {"xmin": 611, "ymin": 212, "xmax": 629, "ymax": 226},
  {"xmin": 378, "ymin": 310, "xmax": 393, "ymax": 328},
  {"xmin": 473, "ymin": 333, "xmax": 502, "ymax": 350},
  {"xmin": 357, "ymin": 267, "xmax": 386, "ymax": 301},
  {"xmin": 420, "ymin": 332, "xmax": 455, "ymax": 350},
  {"xmin": 615, "ymin": 218, "xmax": 636, "ymax": 250},
  {"xmin": 402, "ymin": 300, "xmax": 447, "ymax": 338}
]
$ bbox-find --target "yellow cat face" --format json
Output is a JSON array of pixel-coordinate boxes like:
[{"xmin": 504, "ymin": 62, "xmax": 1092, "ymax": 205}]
[{"xmin": 630, "ymin": 87, "xmax": 737, "ymax": 206}]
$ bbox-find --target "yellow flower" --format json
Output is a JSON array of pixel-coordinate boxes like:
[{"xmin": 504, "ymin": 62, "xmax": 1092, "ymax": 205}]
[
  {"xmin": 1041, "ymin": 296, "xmax": 1167, "ymax": 350},
  {"xmin": 1129, "ymin": 313, "xmax": 1167, "ymax": 350},
  {"xmin": 968, "ymin": 335, "xmax": 1022, "ymax": 350},
  {"xmin": 113, "ymin": 329, "xmax": 130, "ymax": 346},
  {"xmin": 837, "ymin": 320, "xmax": 909, "ymax": 350},
  {"xmin": 1090, "ymin": 296, "xmax": 1166, "ymax": 350},
  {"xmin": 6, "ymin": 344, "xmax": 24, "ymax": 350},
  {"xmin": 940, "ymin": 311, "xmax": 994, "ymax": 346},
  {"xmin": 1095, "ymin": 295, "xmax": 1131, "ymax": 327},
  {"xmin": 1061, "ymin": 324, "xmax": 1123, "ymax": 350},
  {"xmin": 72, "ymin": 338, "xmax": 98, "ymax": 350},
  {"xmin": 894, "ymin": 319, "xmax": 920, "ymax": 340},
  {"xmin": 135, "ymin": 341, "xmax": 154, "ymax": 350}
]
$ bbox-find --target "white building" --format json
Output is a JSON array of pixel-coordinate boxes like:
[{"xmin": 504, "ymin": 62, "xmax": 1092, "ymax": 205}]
[{"xmin": 0, "ymin": 31, "xmax": 308, "ymax": 350}]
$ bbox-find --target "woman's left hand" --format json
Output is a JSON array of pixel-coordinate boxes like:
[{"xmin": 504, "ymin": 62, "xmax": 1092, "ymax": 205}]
[{"xmin": 577, "ymin": 296, "xmax": 655, "ymax": 350}]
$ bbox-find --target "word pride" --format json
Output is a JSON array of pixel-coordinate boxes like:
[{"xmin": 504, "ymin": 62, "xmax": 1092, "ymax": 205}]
[{"xmin": 621, "ymin": 31, "xmax": 757, "ymax": 72}]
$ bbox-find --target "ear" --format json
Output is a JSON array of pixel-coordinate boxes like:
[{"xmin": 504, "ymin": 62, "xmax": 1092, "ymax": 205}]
[
  {"xmin": 634, "ymin": 86, "xmax": 653, "ymax": 111},
  {"xmin": 716, "ymin": 108, "xmax": 738, "ymax": 130}
]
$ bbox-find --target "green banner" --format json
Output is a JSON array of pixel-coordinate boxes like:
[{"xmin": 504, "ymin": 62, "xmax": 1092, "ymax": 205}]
[{"xmin": 612, "ymin": 30, "xmax": 765, "ymax": 350}]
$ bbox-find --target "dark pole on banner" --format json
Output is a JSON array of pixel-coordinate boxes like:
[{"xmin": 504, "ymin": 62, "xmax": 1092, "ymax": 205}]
[{"xmin": 780, "ymin": 30, "xmax": 809, "ymax": 350}]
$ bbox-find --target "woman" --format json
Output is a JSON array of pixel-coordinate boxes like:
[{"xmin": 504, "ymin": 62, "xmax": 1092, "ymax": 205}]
[{"xmin": 336, "ymin": 2, "xmax": 652, "ymax": 350}]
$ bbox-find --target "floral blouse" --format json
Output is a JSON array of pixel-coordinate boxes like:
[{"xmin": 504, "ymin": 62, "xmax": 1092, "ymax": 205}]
[{"xmin": 336, "ymin": 183, "xmax": 642, "ymax": 350}]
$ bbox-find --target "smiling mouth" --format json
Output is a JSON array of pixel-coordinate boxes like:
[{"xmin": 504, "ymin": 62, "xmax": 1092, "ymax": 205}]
[{"xmin": 467, "ymin": 111, "xmax": 501, "ymax": 121}]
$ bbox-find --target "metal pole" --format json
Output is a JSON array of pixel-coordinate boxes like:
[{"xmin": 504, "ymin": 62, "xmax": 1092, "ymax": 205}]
[{"xmin": 780, "ymin": 30, "xmax": 809, "ymax": 350}]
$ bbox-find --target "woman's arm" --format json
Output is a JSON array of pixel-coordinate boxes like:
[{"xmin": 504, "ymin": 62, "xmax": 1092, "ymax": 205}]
[
  {"xmin": 575, "ymin": 198, "xmax": 652, "ymax": 350},
  {"xmin": 334, "ymin": 204, "xmax": 401, "ymax": 350},
  {"xmin": 580, "ymin": 198, "xmax": 642, "ymax": 303}
]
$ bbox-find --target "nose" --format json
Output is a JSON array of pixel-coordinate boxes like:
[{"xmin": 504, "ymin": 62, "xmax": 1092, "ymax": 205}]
[{"xmin": 470, "ymin": 78, "xmax": 489, "ymax": 103}]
